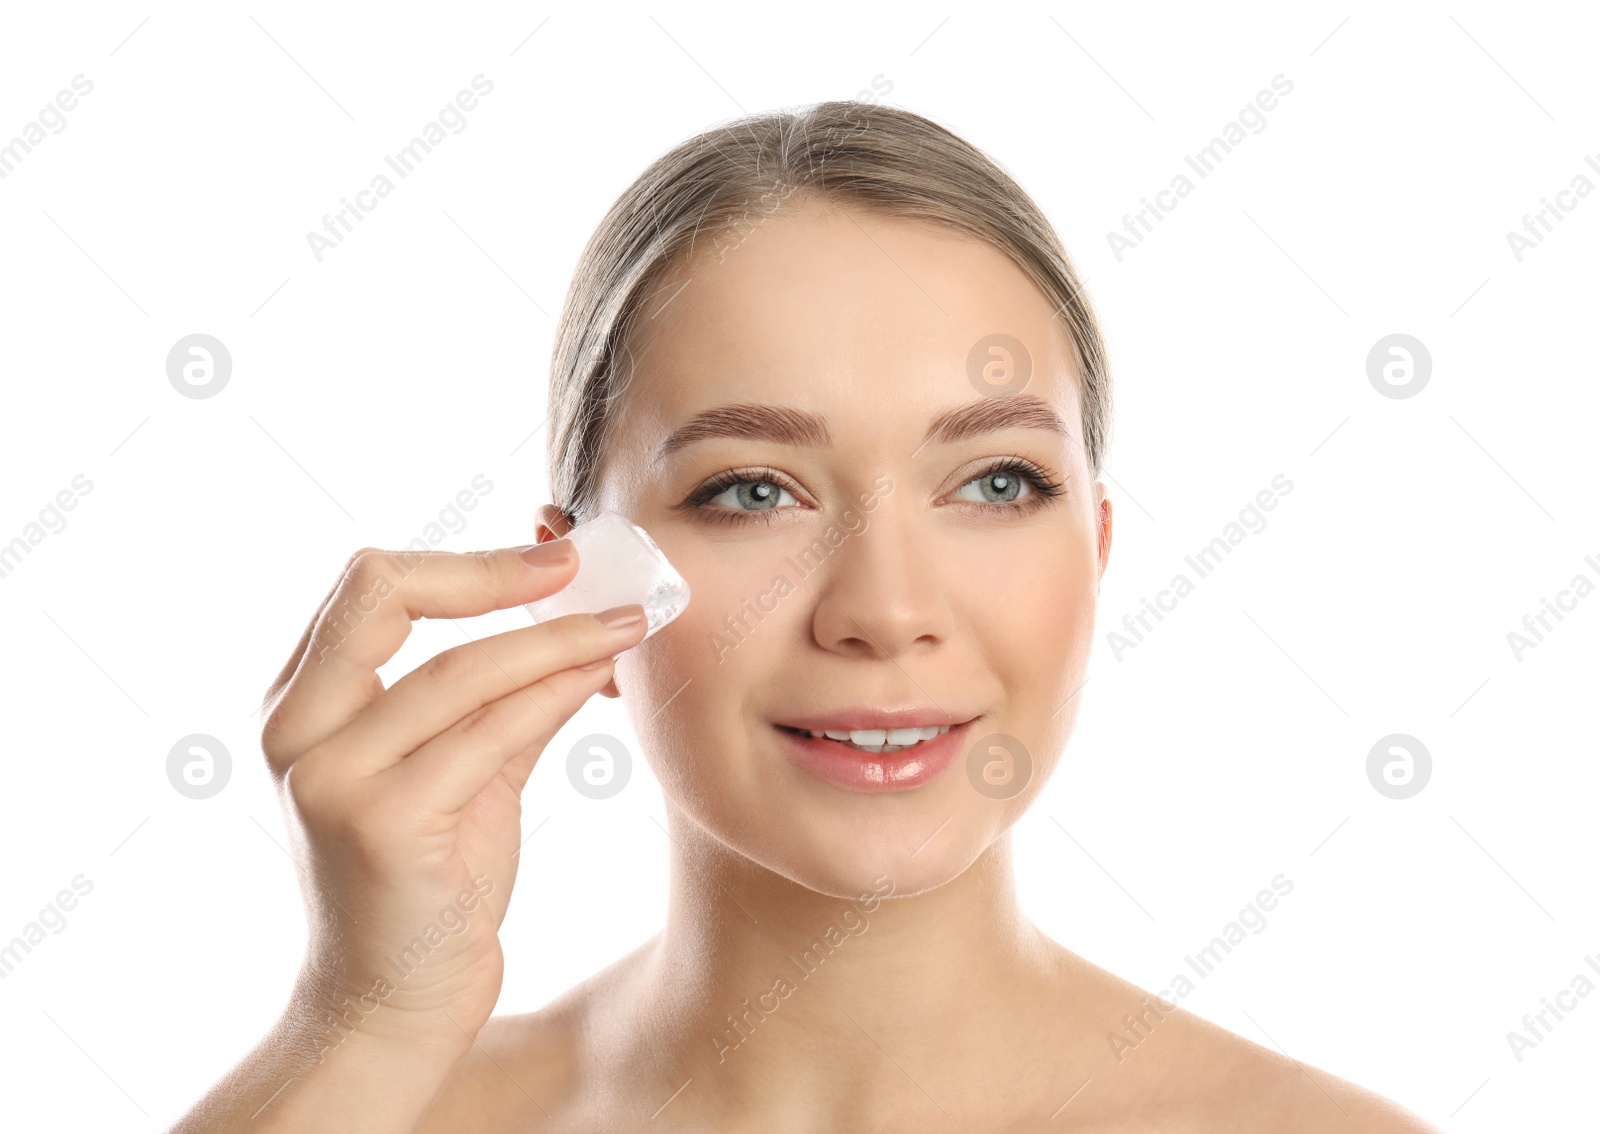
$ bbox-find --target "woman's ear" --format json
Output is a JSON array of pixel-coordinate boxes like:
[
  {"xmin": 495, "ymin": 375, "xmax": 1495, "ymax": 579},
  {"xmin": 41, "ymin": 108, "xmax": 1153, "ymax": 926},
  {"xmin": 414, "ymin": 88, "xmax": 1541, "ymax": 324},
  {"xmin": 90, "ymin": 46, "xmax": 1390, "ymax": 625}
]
[
  {"xmin": 534, "ymin": 503, "xmax": 576, "ymax": 542},
  {"xmin": 1095, "ymin": 485, "xmax": 1113, "ymax": 587},
  {"xmin": 533, "ymin": 504, "xmax": 620, "ymax": 696}
]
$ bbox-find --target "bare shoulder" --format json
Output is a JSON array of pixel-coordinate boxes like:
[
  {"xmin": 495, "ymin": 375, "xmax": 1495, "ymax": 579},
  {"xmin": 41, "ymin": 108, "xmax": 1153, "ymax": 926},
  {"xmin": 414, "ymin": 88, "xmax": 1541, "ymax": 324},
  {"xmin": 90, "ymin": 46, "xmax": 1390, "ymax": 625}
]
[
  {"xmin": 1155, "ymin": 1004, "xmax": 1446, "ymax": 1133},
  {"xmin": 414, "ymin": 1009, "xmax": 580, "ymax": 1132},
  {"xmin": 1039, "ymin": 946, "xmax": 1443, "ymax": 1133}
]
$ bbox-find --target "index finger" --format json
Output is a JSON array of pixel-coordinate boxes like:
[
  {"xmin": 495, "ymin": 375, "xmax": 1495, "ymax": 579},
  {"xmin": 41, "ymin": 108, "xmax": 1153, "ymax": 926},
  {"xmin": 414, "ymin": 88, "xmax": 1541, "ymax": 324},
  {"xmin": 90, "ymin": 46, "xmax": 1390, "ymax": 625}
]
[{"xmin": 260, "ymin": 541, "xmax": 579, "ymax": 769}]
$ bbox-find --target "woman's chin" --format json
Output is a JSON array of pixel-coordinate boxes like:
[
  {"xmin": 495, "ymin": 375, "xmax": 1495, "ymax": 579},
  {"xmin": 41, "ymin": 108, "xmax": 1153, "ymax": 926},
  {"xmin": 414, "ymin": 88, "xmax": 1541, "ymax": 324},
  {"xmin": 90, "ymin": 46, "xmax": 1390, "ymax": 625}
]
[{"xmin": 742, "ymin": 822, "xmax": 992, "ymax": 902}]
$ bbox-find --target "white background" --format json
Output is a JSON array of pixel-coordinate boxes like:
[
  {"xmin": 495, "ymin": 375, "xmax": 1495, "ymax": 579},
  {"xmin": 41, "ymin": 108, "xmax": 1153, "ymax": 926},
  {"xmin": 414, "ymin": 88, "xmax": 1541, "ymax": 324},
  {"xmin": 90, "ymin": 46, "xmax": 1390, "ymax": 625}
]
[{"xmin": 0, "ymin": 1, "xmax": 1595, "ymax": 1129}]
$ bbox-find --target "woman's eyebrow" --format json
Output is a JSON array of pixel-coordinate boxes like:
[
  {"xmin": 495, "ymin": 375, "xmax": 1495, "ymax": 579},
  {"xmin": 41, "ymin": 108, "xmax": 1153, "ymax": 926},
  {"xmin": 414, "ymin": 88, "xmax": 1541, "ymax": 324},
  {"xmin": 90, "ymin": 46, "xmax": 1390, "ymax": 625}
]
[{"xmin": 654, "ymin": 394, "xmax": 1069, "ymax": 463}]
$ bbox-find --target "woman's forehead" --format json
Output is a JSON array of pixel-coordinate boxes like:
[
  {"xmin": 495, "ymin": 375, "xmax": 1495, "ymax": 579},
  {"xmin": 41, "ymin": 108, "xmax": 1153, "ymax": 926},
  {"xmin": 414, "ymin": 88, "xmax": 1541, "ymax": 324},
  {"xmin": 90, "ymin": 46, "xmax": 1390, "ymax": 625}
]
[{"xmin": 616, "ymin": 203, "xmax": 1082, "ymax": 437}]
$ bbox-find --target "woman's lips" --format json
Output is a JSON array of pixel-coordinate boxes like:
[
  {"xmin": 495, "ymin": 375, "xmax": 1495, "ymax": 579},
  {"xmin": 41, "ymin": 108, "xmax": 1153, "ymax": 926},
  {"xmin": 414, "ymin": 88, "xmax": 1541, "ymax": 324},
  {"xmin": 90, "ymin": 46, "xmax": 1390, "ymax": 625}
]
[{"xmin": 776, "ymin": 719, "xmax": 970, "ymax": 792}]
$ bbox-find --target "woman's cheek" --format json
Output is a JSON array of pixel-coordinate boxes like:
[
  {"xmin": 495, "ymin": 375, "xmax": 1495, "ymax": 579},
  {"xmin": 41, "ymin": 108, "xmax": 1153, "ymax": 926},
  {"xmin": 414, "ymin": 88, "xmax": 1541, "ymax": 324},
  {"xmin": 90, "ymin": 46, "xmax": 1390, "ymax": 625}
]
[
  {"xmin": 614, "ymin": 542, "xmax": 785, "ymax": 735},
  {"xmin": 680, "ymin": 547, "xmax": 798, "ymax": 663},
  {"xmin": 993, "ymin": 555, "xmax": 1097, "ymax": 730}
]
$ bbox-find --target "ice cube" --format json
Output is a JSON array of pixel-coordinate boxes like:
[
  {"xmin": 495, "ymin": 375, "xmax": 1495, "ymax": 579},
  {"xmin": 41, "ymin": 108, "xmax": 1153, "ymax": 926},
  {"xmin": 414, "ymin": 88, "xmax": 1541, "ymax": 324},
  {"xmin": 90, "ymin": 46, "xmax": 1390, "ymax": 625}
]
[{"xmin": 523, "ymin": 509, "xmax": 690, "ymax": 643}]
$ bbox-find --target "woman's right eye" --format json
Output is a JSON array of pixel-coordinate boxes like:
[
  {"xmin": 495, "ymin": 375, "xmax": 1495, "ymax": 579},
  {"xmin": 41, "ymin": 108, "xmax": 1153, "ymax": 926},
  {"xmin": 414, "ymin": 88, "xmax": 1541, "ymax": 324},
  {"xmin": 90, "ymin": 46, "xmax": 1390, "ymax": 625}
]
[{"xmin": 704, "ymin": 478, "xmax": 798, "ymax": 515}]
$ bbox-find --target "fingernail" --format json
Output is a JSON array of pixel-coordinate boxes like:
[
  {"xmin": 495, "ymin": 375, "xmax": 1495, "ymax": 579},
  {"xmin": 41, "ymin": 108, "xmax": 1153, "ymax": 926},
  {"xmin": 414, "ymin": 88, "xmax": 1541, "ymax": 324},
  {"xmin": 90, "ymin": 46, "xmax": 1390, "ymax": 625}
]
[
  {"xmin": 595, "ymin": 604, "xmax": 645, "ymax": 630},
  {"xmin": 520, "ymin": 540, "xmax": 575, "ymax": 566}
]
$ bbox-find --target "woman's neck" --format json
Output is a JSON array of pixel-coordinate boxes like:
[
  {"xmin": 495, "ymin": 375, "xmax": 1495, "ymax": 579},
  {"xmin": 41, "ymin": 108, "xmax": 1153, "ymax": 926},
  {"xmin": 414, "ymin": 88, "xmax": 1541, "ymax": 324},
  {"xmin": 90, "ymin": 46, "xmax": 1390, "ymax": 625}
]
[{"xmin": 609, "ymin": 806, "xmax": 1096, "ymax": 1124}]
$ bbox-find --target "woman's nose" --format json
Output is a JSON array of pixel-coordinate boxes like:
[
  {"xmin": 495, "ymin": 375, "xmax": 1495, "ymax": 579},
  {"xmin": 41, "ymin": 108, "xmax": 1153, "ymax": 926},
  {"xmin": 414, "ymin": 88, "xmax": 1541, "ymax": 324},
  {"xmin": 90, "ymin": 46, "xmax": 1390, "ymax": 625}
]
[{"xmin": 807, "ymin": 510, "xmax": 955, "ymax": 660}]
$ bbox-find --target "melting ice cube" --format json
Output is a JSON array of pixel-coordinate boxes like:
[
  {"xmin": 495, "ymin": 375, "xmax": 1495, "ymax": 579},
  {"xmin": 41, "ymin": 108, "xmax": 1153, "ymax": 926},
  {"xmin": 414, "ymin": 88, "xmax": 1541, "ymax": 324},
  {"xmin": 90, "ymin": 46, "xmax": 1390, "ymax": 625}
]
[{"xmin": 523, "ymin": 509, "xmax": 690, "ymax": 643}]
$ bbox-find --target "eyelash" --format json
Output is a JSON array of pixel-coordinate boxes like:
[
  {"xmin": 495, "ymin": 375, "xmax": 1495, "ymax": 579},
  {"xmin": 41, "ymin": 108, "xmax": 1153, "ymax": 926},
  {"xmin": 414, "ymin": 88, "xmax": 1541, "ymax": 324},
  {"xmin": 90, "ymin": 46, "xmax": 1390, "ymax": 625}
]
[{"xmin": 681, "ymin": 456, "xmax": 1067, "ymax": 527}]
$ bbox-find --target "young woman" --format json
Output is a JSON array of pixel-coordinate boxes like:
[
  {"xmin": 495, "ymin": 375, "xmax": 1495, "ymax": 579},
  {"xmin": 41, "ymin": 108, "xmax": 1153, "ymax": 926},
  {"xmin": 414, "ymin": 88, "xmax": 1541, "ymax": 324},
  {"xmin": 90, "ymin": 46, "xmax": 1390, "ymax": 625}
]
[{"xmin": 173, "ymin": 101, "xmax": 1441, "ymax": 1132}]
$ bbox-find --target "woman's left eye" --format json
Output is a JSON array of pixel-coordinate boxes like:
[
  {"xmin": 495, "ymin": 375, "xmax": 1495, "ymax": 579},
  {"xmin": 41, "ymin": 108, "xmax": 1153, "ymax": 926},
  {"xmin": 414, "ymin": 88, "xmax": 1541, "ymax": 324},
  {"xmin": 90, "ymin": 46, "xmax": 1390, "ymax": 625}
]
[
  {"xmin": 949, "ymin": 458, "xmax": 1065, "ymax": 513},
  {"xmin": 952, "ymin": 467, "xmax": 1032, "ymax": 505}
]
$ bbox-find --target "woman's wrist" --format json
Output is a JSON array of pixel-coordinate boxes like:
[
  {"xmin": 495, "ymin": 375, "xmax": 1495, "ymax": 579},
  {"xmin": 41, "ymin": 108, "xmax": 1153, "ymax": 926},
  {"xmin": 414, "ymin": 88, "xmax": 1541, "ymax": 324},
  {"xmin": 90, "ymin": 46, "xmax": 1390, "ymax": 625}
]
[
  {"xmin": 166, "ymin": 999, "xmax": 478, "ymax": 1134},
  {"xmin": 247, "ymin": 1007, "xmax": 477, "ymax": 1133},
  {"xmin": 282, "ymin": 971, "xmax": 484, "ymax": 1064}
]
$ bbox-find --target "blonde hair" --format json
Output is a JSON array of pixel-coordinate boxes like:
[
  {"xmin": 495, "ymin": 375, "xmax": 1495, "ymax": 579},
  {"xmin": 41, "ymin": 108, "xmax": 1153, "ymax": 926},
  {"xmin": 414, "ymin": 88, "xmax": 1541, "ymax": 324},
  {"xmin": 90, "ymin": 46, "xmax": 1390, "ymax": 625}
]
[{"xmin": 547, "ymin": 100, "xmax": 1111, "ymax": 524}]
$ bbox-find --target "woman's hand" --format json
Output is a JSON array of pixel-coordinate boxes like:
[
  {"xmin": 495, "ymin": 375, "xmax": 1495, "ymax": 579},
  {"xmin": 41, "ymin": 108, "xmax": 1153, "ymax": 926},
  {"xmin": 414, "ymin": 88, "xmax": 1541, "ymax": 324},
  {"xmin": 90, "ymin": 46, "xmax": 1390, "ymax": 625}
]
[{"xmin": 259, "ymin": 540, "xmax": 646, "ymax": 1054}]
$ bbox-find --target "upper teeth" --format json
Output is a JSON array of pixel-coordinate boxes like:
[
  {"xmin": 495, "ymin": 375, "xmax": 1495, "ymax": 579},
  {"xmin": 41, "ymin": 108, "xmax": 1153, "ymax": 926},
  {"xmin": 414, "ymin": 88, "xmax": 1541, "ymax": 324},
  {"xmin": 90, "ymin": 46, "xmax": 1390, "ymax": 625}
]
[{"xmin": 804, "ymin": 725, "xmax": 950, "ymax": 751}]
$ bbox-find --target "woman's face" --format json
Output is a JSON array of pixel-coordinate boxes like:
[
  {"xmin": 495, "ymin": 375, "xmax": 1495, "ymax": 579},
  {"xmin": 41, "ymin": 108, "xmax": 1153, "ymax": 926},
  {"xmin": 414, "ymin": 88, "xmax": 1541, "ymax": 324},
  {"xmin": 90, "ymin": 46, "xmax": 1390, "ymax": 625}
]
[{"xmin": 547, "ymin": 198, "xmax": 1111, "ymax": 898}]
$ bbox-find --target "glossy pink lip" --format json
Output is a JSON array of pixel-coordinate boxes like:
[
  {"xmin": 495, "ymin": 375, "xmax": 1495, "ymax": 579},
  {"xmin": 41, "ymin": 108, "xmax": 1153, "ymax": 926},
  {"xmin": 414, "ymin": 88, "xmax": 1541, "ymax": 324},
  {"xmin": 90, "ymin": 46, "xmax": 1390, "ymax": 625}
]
[{"xmin": 776, "ymin": 719, "xmax": 972, "ymax": 792}]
